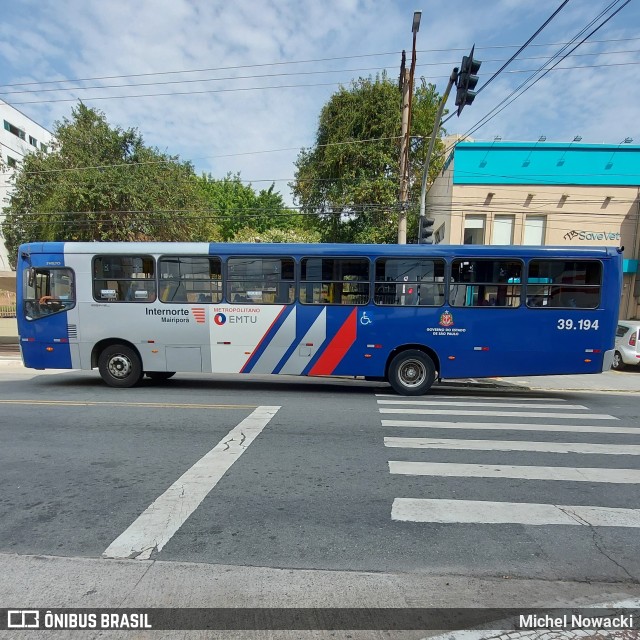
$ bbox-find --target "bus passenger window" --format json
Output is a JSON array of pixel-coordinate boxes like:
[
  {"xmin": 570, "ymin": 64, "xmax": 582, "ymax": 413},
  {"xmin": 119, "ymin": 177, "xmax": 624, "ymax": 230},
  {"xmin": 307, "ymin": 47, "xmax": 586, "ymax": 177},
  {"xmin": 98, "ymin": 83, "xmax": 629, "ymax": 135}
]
[
  {"xmin": 227, "ymin": 257, "xmax": 295, "ymax": 304},
  {"xmin": 526, "ymin": 260, "xmax": 601, "ymax": 309},
  {"xmin": 449, "ymin": 259, "xmax": 522, "ymax": 308},
  {"xmin": 374, "ymin": 258, "xmax": 445, "ymax": 306},
  {"xmin": 300, "ymin": 258, "xmax": 370, "ymax": 305},
  {"xmin": 93, "ymin": 255, "xmax": 156, "ymax": 303},
  {"xmin": 159, "ymin": 256, "xmax": 222, "ymax": 304}
]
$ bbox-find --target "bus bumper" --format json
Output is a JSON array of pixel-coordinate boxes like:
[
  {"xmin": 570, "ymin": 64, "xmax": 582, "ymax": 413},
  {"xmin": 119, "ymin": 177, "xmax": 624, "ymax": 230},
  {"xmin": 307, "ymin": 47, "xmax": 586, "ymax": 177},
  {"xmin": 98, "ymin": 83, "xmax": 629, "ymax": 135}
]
[{"xmin": 602, "ymin": 349, "xmax": 615, "ymax": 372}]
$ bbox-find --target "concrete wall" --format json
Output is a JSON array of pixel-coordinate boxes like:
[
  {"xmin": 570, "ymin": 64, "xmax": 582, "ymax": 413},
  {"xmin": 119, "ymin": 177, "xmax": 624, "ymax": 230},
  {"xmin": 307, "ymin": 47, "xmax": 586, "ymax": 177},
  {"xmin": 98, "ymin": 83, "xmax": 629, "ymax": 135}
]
[{"xmin": 0, "ymin": 317, "xmax": 17, "ymax": 344}]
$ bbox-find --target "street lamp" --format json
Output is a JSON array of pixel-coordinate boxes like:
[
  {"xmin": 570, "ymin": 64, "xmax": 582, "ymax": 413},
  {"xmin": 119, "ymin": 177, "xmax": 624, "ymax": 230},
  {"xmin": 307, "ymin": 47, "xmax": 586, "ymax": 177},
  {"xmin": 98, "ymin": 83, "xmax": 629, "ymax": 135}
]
[
  {"xmin": 405, "ymin": 11, "xmax": 421, "ymax": 173},
  {"xmin": 412, "ymin": 11, "xmax": 421, "ymax": 32}
]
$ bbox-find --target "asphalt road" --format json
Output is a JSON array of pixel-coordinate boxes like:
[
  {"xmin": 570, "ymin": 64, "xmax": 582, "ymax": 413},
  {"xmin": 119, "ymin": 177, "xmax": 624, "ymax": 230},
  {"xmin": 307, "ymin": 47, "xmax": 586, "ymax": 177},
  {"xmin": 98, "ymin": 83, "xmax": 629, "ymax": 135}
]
[{"xmin": 1, "ymin": 366, "xmax": 639, "ymax": 585}]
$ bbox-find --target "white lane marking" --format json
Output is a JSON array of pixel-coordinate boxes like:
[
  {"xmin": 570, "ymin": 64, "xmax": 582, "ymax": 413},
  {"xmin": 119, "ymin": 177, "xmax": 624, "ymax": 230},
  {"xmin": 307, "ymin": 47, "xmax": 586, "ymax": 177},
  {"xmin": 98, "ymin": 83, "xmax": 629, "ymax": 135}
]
[
  {"xmin": 381, "ymin": 420, "xmax": 639, "ymax": 434},
  {"xmin": 392, "ymin": 498, "xmax": 640, "ymax": 527},
  {"xmin": 388, "ymin": 461, "xmax": 640, "ymax": 484},
  {"xmin": 377, "ymin": 399, "xmax": 587, "ymax": 409},
  {"xmin": 384, "ymin": 437, "xmax": 640, "ymax": 455},
  {"xmin": 375, "ymin": 394, "xmax": 566, "ymax": 402},
  {"xmin": 103, "ymin": 405, "xmax": 280, "ymax": 560},
  {"xmin": 379, "ymin": 408, "xmax": 617, "ymax": 420}
]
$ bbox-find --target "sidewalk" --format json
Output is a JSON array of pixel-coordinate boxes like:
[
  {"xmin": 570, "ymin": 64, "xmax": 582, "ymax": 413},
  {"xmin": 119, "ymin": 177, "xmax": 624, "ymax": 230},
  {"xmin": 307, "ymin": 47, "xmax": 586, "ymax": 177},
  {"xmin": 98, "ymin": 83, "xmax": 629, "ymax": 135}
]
[{"xmin": 1, "ymin": 552, "xmax": 638, "ymax": 639}]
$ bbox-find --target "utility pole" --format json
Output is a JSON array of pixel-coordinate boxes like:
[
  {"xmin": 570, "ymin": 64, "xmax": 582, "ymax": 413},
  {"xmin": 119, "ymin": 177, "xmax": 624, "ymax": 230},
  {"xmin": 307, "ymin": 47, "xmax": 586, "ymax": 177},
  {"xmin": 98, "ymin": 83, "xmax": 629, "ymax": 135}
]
[
  {"xmin": 398, "ymin": 51, "xmax": 410, "ymax": 244},
  {"xmin": 397, "ymin": 11, "xmax": 421, "ymax": 244}
]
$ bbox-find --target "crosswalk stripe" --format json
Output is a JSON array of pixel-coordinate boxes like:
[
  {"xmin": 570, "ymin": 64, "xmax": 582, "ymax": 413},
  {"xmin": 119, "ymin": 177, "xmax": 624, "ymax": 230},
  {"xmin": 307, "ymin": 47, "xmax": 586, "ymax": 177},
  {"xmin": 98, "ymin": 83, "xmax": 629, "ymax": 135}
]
[
  {"xmin": 384, "ymin": 437, "xmax": 640, "ymax": 455},
  {"xmin": 377, "ymin": 399, "xmax": 587, "ymax": 410},
  {"xmin": 381, "ymin": 419, "xmax": 639, "ymax": 434},
  {"xmin": 380, "ymin": 408, "xmax": 617, "ymax": 420},
  {"xmin": 103, "ymin": 406, "xmax": 280, "ymax": 560},
  {"xmin": 375, "ymin": 394, "xmax": 567, "ymax": 402},
  {"xmin": 388, "ymin": 461, "xmax": 640, "ymax": 483},
  {"xmin": 391, "ymin": 498, "xmax": 640, "ymax": 527}
]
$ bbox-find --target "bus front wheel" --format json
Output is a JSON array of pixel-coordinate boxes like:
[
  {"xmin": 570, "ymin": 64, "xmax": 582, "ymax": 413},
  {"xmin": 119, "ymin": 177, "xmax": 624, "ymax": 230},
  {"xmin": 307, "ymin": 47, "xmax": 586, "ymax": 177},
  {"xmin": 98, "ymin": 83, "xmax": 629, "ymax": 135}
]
[
  {"xmin": 98, "ymin": 344, "xmax": 143, "ymax": 388},
  {"xmin": 388, "ymin": 350, "xmax": 436, "ymax": 396}
]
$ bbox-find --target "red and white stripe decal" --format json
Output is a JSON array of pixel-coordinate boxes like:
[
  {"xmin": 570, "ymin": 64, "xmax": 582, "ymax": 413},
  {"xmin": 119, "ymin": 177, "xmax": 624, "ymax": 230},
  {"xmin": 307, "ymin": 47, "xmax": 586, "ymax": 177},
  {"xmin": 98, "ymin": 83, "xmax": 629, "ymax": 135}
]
[
  {"xmin": 308, "ymin": 308, "xmax": 358, "ymax": 376},
  {"xmin": 192, "ymin": 308, "xmax": 206, "ymax": 324}
]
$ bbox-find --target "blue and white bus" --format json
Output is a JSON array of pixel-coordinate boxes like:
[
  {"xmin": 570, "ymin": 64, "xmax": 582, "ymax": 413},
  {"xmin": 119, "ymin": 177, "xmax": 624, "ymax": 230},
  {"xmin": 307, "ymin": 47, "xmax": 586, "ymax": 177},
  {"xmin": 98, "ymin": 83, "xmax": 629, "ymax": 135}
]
[{"xmin": 16, "ymin": 242, "xmax": 623, "ymax": 395}]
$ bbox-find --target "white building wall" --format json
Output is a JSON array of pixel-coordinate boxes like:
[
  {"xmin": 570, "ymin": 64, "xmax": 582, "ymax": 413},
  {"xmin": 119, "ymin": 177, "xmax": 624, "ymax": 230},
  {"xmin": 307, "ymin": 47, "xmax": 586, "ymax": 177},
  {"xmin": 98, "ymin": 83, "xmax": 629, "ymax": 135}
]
[{"xmin": 0, "ymin": 99, "xmax": 54, "ymax": 270}]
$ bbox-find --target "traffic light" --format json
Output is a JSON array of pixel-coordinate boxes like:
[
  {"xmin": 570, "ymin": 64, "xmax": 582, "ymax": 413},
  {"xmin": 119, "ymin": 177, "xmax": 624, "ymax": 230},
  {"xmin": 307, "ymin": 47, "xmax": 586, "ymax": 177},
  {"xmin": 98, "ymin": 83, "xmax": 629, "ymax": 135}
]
[
  {"xmin": 455, "ymin": 45, "xmax": 481, "ymax": 116},
  {"xmin": 419, "ymin": 217, "xmax": 434, "ymax": 244}
]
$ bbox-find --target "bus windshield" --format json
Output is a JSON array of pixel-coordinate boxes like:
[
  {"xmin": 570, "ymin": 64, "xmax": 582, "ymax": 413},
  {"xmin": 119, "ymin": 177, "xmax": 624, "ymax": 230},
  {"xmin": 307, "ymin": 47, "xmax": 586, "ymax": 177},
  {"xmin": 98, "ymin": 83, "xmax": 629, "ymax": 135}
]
[{"xmin": 24, "ymin": 267, "xmax": 75, "ymax": 320}]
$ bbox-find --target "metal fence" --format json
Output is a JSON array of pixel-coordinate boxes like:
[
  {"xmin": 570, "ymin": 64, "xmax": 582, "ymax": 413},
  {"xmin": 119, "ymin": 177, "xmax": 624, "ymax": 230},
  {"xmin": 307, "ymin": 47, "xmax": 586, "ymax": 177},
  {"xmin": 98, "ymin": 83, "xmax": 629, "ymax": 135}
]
[{"xmin": 0, "ymin": 304, "xmax": 16, "ymax": 318}]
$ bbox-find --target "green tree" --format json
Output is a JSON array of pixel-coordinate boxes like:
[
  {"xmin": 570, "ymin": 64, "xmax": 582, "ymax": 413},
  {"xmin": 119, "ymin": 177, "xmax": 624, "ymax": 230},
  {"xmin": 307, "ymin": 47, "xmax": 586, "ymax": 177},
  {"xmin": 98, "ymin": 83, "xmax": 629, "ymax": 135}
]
[
  {"xmin": 291, "ymin": 73, "xmax": 444, "ymax": 243},
  {"xmin": 2, "ymin": 103, "xmax": 201, "ymax": 268},
  {"xmin": 196, "ymin": 172, "xmax": 295, "ymax": 241}
]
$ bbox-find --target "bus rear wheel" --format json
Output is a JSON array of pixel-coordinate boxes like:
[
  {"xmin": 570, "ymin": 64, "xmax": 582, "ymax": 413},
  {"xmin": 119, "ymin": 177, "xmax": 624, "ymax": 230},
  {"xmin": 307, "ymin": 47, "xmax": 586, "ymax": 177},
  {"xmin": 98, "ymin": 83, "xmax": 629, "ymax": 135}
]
[
  {"xmin": 146, "ymin": 371, "xmax": 176, "ymax": 381},
  {"xmin": 98, "ymin": 344, "xmax": 143, "ymax": 388},
  {"xmin": 612, "ymin": 351, "xmax": 625, "ymax": 371},
  {"xmin": 388, "ymin": 350, "xmax": 436, "ymax": 396}
]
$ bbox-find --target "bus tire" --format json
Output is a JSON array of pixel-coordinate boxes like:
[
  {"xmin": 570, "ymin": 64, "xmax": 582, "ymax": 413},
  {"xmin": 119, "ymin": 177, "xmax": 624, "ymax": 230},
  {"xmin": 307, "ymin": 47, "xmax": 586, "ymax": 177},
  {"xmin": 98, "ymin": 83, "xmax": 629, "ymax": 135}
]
[
  {"xmin": 98, "ymin": 344, "xmax": 143, "ymax": 388},
  {"xmin": 146, "ymin": 371, "xmax": 176, "ymax": 381},
  {"xmin": 388, "ymin": 350, "xmax": 435, "ymax": 396}
]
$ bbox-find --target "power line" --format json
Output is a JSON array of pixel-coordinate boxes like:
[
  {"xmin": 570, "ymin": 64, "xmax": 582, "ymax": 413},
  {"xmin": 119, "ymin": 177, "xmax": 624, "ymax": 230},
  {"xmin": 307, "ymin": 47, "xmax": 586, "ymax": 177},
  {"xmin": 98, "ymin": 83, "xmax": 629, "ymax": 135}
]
[
  {"xmin": 0, "ymin": 136, "xmax": 404, "ymax": 178},
  {"xmin": 477, "ymin": 0, "xmax": 570, "ymax": 94},
  {"xmin": 436, "ymin": 0, "xmax": 632, "ymax": 175},
  {"xmin": 4, "ymin": 56, "xmax": 638, "ymax": 107},
  {"xmin": 3, "ymin": 47, "xmax": 639, "ymax": 99},
  {"xmin": 464, "ymin": 0, "xmax": 632, "ymax": 139},
  {"xmin": 6, "ymin": 56, "xmax": 638, "ymax": 107},
  {"xmin": 1, "ymin": 35, "xmax": 638, "ymax": 92}
]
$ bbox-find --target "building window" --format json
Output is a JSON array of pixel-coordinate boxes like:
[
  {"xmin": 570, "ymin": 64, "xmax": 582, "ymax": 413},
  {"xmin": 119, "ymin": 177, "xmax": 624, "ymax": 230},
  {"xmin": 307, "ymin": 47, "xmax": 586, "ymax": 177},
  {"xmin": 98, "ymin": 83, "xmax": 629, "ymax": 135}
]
[
  {"xmin": 40, "ymin": 143, "xmax": 48, "ymax": 153},
  {"xmin": 464, "ymin": 215, "xmax": 486, "ymax": 245},
  {"xmin": 492, "ymin": 215, "xmax": 515, "ymax": 245},
  {"xmin": 29, "ymin": 135, "xmax": 38, "ymax": 147},
  {"xmin": 3, "ymin": 120, "xmax": 25, "ymax": 140},
  {"xmin": 524, "ymin": 215, "xmax": 546, "ymax": 245},
  {"xmin": 6, "ymin": 156, "xmax": 18, "ymax": 168}
]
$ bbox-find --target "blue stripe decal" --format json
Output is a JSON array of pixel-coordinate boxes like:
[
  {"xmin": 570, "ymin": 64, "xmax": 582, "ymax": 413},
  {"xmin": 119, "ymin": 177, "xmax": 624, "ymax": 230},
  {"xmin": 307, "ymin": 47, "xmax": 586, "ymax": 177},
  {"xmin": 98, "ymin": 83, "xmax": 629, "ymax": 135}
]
[
  {"xmin": 241, "ymin": 305, "xmax": 296, "ymax": 373},
  {"xmin": 272, "ymin": 306, "xmax": 325, "ymax": 374}
]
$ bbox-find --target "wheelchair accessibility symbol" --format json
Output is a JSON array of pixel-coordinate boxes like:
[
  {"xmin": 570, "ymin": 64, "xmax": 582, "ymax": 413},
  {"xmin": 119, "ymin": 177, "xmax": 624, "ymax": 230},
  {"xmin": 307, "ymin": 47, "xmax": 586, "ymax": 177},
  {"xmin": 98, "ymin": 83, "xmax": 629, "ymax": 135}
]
[{"xmin": 360, "ymin": 311, "xmax": 372, "ymax": 326}]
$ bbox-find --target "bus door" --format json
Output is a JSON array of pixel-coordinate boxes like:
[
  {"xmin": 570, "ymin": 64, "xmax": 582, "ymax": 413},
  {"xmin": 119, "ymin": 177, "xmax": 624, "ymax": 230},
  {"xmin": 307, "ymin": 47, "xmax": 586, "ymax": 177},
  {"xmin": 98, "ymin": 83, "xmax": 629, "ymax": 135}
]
[
  {"xmin": 442, "ymin": 258, "xmax": 525, "ymax": 378},
  {"xmin": 19, "ymin": 263, "xmax": 78, "ymax": 369}
]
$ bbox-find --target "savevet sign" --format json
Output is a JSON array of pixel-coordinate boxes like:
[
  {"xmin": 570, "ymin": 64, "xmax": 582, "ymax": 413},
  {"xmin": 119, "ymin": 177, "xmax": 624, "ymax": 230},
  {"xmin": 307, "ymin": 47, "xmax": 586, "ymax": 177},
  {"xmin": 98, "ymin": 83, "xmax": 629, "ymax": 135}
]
[{"xmin": 563, "ymin": 230, "xmax": 621, "ymax": 241}]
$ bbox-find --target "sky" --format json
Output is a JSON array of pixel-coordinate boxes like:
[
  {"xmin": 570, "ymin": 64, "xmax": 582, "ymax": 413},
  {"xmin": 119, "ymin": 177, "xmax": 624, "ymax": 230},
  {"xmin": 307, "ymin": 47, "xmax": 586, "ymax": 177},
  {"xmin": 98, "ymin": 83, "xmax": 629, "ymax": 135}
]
[{"xmin": 0, "ymin": 0, "xmax": 638, "ymax": 205}]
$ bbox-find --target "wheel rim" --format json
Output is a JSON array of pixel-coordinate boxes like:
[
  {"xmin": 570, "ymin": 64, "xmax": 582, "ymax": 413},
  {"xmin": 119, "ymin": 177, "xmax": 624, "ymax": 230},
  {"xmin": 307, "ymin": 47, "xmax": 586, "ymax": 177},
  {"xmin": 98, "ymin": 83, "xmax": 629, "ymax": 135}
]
[
  {"xmin": 398, "ymin": 358, "xmax": 427, "ymax": 388},
  {"xmin": 108, "ymin": 354, "xmax": 133, "ymax": 379},
  {"xmin": 613, "ymin": 353, "xmax": 621, "ymax": 368}
]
